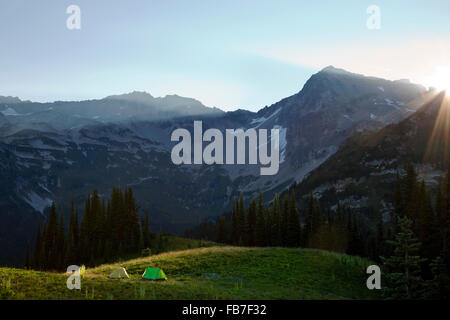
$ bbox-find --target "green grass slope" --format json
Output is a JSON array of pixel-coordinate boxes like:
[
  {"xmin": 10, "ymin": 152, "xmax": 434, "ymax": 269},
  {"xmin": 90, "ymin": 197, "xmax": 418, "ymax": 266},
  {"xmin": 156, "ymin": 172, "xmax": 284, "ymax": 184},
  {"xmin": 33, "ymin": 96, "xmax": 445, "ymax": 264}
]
[{"xmin": 1, "ymin": 247, "xmax": 380, "ymax": 300}]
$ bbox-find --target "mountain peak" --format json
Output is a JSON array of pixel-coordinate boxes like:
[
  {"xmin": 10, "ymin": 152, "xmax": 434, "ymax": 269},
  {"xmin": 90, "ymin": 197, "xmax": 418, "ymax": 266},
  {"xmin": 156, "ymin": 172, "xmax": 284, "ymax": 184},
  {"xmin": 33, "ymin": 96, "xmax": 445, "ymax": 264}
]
[
  {"xmin": 104, "ymin": 91, "xmax": 154, "ymax": 103},
  {"xmin": 0, "ymin": 95, "xmax": 24, "ymax": 104},
  {"xmin": 319, "ymin": 65, "xmax": 353, "ymax": 75},
  {"xmin": 321, "ymin": 65, "xmax": 338, "ymax": 71},
  {"xmin": 318, "ymin": 65, "xmax": 364, "ymax": 77}
]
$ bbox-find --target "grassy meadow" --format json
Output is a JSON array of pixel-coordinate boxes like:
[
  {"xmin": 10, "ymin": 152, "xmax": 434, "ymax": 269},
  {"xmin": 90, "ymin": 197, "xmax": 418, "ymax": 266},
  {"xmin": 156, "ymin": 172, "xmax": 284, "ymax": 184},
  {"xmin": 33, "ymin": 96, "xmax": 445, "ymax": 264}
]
[{"xmin": 0, "ymin": 244, "xmax": 379, "ymax": 300}]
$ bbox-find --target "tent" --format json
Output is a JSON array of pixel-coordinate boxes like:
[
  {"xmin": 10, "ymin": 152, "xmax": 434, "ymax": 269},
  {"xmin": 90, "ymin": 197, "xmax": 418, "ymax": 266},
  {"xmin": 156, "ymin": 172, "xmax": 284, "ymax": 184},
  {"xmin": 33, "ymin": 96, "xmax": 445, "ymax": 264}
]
[
  {"xmin": 142, "ymin": 267, "xmax": 167, "ymax": 281},
  {"xmin": 109, "ymin": 267, "xmax": 130, "ymax": 279}
]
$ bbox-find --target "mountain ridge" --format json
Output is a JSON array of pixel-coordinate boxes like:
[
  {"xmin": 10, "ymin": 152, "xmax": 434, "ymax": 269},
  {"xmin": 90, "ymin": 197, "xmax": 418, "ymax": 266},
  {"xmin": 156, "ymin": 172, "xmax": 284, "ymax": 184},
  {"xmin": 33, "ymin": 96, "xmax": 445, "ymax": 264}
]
[
  {"xmin": 0, "ymin": 67, "xmax": 437, "ymax": 266},
  {"xmin": 292, "ymin": 91, "xmax": 449, "ymax": 223}
]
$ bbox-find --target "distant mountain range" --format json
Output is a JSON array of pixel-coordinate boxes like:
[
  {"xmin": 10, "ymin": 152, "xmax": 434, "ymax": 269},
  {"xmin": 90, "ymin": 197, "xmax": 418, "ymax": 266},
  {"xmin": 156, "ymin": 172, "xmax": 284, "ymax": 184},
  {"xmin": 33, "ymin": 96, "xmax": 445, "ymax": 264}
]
[
  {"xmin": 0, "ymin": 91, "xmax": 223, "ymax": 135},
  {"xmin": 0, "ymin": 66, "xmax": 442, "ymax": 266}
]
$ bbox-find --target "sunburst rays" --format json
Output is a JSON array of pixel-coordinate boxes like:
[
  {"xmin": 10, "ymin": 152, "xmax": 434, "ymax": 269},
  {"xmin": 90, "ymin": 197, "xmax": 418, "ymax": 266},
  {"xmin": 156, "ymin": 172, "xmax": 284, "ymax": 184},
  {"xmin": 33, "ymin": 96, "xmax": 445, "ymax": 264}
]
[{"xmin": 423, "ymin": 93, "xmax": 450, "ymax": 166}]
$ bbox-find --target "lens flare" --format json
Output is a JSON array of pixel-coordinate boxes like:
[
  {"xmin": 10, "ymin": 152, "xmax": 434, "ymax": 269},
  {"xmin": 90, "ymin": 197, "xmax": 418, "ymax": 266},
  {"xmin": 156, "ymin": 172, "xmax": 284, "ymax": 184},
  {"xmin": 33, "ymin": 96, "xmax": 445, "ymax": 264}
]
[{"xmin": 425, "ymin": 66, "xmax": 450, "ymax": 96}]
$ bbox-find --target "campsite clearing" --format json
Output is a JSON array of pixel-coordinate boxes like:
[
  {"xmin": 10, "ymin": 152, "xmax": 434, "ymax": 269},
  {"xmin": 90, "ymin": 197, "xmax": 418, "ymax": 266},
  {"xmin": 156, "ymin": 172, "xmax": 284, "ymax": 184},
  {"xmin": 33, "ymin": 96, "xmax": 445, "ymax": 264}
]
[{"xmin": 0, "ymin": 246, "xmax": 380, "ymax": 300}]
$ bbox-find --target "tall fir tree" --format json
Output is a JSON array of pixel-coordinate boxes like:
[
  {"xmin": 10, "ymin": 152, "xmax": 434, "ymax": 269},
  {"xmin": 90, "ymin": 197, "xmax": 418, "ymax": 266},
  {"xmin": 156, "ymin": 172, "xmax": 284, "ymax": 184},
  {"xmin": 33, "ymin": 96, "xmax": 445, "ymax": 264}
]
[
  {"xmin": 56, "ymin": 212, "xmax": 65, "ymax": 270},
  {"xmin": 255, "ymin": 191, "xmax": 266, "ymax": 247},
  {"xmin": 271, "ymin": 194, "xmax": 282, "ymax": 246},
  {"xmin": 142, "ymin": 210, "xmax": 151, "ymax": 248},
  {"xmin": 304, "ymin": 192, "xmax": 317, "ymax": 246},
  {"xmin": 246, "ymin": 199, "xmax": 257, "ymax": 246},
  {"xmin": 442, "ymin": 171, "xmax": 450, "ymax": 273},
  {"xmin": 216, "ymin": 216, "xmax": 228, "ymax": 244},
  {"xmin": 376, "ymin": 210, "xmax": 384, "ymax": 260},
  {"xmin": 24, "ymin": 242, "xmax": 30, "ymax": 270},
  {"xmin": 45, "ymin": 202, "xmax": 58, "ymax": 270},
  {"xmin": 238, "ymin": 193, "xmax": 246, "ymax": 245},
  {"xmin": 381, "ymin": 216, "xmax": 425, "ymax": 299},
  {"xmin": 231, "ymin": 197, "xmax": 239, "ymax": 245},
  {"xmin": 287, "ymin": 190, "xmax": 301, "ymax": 247},
  {"xmin": 33, "ymin": 221, "xmax": 42, "ymax": 269},
  {"xmin": 281, "ymin": 194, "xmax": 289, "ymax": 246}
]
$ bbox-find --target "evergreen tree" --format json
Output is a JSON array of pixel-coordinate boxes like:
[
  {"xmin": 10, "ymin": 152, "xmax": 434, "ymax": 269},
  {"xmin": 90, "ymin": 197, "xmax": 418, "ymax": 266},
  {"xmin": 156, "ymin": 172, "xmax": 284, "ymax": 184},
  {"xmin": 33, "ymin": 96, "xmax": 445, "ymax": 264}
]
[
  {"xmin": 39, "ymin": 223, "xmax": 47, "ymax": 269},
  {"xmin": 271, "ymin": 194, "xmax": 282, "ymax": 246},
  {"xmin": 138, "ymin": 225, "xmax": 144, "ymax": 253},
  {"xmin": 313, "ymin": 200, "xmax": 322, "ymax": 232},
  {"xmin": 73, "ymin": 207, "xmax": 80, "ymax": 262},
  {"xmin": 90, "ymin": 189, "xmax": 103, "ymax": 260},
  {"xmin": 124, "ymin": 188, "xmax": 140, "ymax": 251},
  {"xmin": 30, "ymin": 187, "xmax": 150, "ymax": 270},
  {"xmin": 287, "ymin": 190, "xmax": 301, "ymax": 247},
  {"xmin": 238, "ymin": 193, "xmax": 246, "ymax": 244},
  {"xmin": 255, "ymin": 191, "xmax": 266, "ymax": 247},
  {"xmin": 381, "ymin": 216, "xmax": 425, "ymax": 299},
  {"xmin": 56, "ymin": 212, "xmax": 65, "ymax": 269},
  {"xmin": 246, "ymin": 199, "xmax": 257, "ymax": 246},
  {"xmin": 404, "ymin": 163, "xmax": 418, "ymax": 207},
  {"xmin": 442, "ymin": 171, "xmax": 450, "ymax": 273},
  {"xmin": 80, "ymin": 194, "xmax": 91, "ymax": 262},
  {"xmin": 393, "ymin": 171, "xmax": 404, "ymax": 232},
  {"xmin": 155, "ymin": 227, "xmax": 165, "ymax": 254},
  {"xmin": 326, "ymin": 207, "xmax": 332, "ymax": 226},
  {"xmin": 24, "ymin": 242, "xmax": 30, "ymax": 270},
  {"xmin": 346, "ymin": 209, "xmax": 364, "ymax": 256},
  {"xmin": 304, "ymin": 192, "xmax": 319, "ymax": 246},
  {"xmin": 376, "ymin": 210, "xmax": 384, "ymax": 258},
  {"xmin": 142, "ymin": 210, "xmax": 151, "ymax": 248},
  {"xmin": 231, "ymin": 198, "xmax": 239, "ymax": 245},
  {"xmin": 421, "ymin": 193, "xmax": 441, "ymax": 278},
  {"xmin": 435, "ymin": 183, "xmax": 444, "ymax": 243},
  {"xmin": 216, "ymin": 216, "xmax": 227, "ymax": 244},
  {"xmin": 336, "ymin": 202, "xmax": 344, "ymax": 224},
  {"xmin": 265, "ymin": 205, "xmax": 273, "ymax": 247},
  {"xmin": 65, "ymin": 204, "xmax": 75, "ymax": 267},
  {"xmin": 423, "ymin": 256, "xmax": 449, "ymax": 299},
  {"xmin": 45, "ymin": 202, "xmax": 58, "ymax": 270},
  {"xmin": 304, "ymin": 193, "xmax": 313, "ymax": 245},
  {"xmin": 33, "ymin": 222, "xmax": 42, "ymax": 269},
  {"xmin": 281, "ymin": 194, "xmax": 289, "ymax": 246}
]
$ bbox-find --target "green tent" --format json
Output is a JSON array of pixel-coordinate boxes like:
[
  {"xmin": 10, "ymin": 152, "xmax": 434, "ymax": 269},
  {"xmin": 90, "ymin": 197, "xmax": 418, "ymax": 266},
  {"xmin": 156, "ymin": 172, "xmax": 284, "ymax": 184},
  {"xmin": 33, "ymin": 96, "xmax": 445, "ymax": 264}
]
[{"xmin": 142, "ymin": 267, "xmax": 167, "ymax": 281}]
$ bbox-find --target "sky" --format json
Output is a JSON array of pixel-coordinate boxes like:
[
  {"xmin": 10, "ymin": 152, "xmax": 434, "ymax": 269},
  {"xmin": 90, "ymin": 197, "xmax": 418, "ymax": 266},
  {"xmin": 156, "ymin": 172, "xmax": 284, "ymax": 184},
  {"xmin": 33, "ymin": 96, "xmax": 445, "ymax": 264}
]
[{"xmin": 1, "ymin": 0, "xmax": 449, "ymax": 111}]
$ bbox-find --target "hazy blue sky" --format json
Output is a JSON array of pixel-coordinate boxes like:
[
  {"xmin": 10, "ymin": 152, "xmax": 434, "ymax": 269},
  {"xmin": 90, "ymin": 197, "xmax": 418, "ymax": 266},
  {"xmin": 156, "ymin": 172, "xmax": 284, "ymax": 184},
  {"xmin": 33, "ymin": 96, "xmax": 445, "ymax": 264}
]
[{"xmin": 1, "ymin": 0, "xmax": 449, "ymax": 111}]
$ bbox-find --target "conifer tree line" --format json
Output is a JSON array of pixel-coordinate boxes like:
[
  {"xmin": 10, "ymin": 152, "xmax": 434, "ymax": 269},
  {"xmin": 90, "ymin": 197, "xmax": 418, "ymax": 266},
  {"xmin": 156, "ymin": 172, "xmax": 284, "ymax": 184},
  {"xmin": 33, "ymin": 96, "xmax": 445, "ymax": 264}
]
[
  {"xmin": 26, "ymin": 187, "xmax": 155, "ymax": 271},
  {"xmin": 212, "ymin": 164, "xmax": 450, "ymax": 299},
  {"xmin": 215, "ymin": 188, "xmax": 366, "ymax": 256},
  {"xmin": 379, "ymin": 164, "xmax": 450, "ymax": 299}
]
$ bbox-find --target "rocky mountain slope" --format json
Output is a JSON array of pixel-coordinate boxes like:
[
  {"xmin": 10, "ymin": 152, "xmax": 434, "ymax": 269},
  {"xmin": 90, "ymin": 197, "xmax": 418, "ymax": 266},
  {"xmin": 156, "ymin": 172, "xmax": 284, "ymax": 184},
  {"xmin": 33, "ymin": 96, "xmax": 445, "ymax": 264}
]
[
  {"xmin": 294, "ymin": 92, "xmax": 449, "ymax": 225},
  {"xmin": 0, "ymin": 67, "xmax": 432, "ymax": 265}
]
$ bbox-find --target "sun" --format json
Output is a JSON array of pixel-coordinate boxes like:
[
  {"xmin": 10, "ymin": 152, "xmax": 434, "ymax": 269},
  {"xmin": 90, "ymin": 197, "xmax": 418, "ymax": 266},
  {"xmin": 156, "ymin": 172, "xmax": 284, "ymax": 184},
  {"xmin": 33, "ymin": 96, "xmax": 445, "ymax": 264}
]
[{"xmin": 425, "ymin": 66, "xmax": 450, "ymax": 96}]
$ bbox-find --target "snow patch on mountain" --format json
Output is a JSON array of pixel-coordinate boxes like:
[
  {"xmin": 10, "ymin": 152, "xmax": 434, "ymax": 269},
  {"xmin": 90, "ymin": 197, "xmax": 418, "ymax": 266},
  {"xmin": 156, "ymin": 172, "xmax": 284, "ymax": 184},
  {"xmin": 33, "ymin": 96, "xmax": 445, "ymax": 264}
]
[
  {"xmin": 384, "ymin": 98, "xmax": 405, "ymax": 109},
  {"xmin": 343, "ymin": 114, "xmax": 353, "ymax": 121},
  {"xmin": 38, "ymin": 183, "xmax": 52, "ymax": 193},
  {"xmin": 28, "ymin": 139, "xmax": 68, "ymax": 151},
  {"xmin": 13, "ymin": 150, "xmax": 37, "ymax": 160},
  {"xmin": 250, "ymin": 108, "xmax": 281, "ymax": 128},
  {"xmin": 273, "ymin": 125, "xmax": 287, "ymax": 163},
  {"xmin": 1, "ymin": 107, "xmax": 20, "ymax": 116},
  {"xmin": 23, "ymin": 191, "xmax": 52, "ymax": 213}
]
